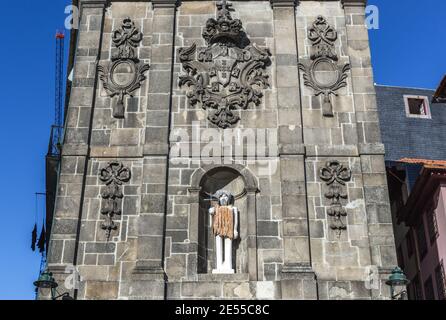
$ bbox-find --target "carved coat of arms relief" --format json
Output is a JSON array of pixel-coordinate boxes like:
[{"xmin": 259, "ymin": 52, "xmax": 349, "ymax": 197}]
[{"xmin": 179, "ymin": 1, "xmax": 271, "ymax": 129}]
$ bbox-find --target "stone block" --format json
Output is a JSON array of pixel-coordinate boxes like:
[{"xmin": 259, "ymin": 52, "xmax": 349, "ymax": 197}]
[
  {"xmin": 181, "ymin": 282, "xmax": 221, "ymax": 298},
  {"xmin": 180, "ymin": 2, "xmax": 215, "ymax": 15},
  {"xmin": 85, "ymin": 281, "xmax": 118, "ymax": 299},
  {"xmin": 137, "ymin": 236, "xmax": 163, "ymax": 260},
  {"xmin": 257, "ymin": 221, "xmax": 279, "ymax": 237},
  {"xmin": 256, "ymin": 281, "xmax": 279, "ymax": 299},
  {"xmin": 85, "ymin": 242, "xmax": 116, "ymax": 254},
  {"xmin": 52, "ymin": 218, "xmax": 78, "ymax": 235},
  {"xmin": 123, "ymin": 196, "xmax": 139, "ymax": 216},
  {"xmin": 223, "ymin": 282, "xmax": 253, "ymax": 299},
  {"xmin": 139, "ymin": 214, "xmax": 164, "ymax": 236},
  {"xmin": 141, "ymin": 194, "xmax": 166, "ymax": 214},
  {"xmin": 283, "ymin": 237, "xmax": 310, "ymax": 265},
  {"xmin": 110, "ymin": 129, "xmax": 140, "ymax": 146}
]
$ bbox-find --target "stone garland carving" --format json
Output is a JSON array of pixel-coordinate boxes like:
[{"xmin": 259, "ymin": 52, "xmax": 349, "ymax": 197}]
[
  {"xmin": 99, "ymin": 162, "xmax": 131, "ymax": 240},
  {"xmin": 98, "ymin": 17, "xmax": 150, "ymax": 118},
  {"xmin": 319, "ymin": 160, "xmax": 352, "ymax": 233},
  {"xmin": 298, "ymin": 16, "xmax": 350, "ymax": 117},
  {"xmin": 178, "ymin": 0, "xmax": 271, "ymax": 129}
]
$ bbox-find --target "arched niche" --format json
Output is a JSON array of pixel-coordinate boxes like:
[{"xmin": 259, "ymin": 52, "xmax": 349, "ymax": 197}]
[{"xmin": 189, "ymin": 165, "xmax": 259, "ymax": 278}]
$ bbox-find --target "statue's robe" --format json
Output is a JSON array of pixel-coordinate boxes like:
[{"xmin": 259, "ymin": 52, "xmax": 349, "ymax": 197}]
[{"xmin": 212, "ymin": 205, "xmax": 234, "ymax": 239}]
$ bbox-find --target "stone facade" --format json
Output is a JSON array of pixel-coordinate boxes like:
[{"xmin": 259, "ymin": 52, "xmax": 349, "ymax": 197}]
[{"xmin": 45, "ymin": 0, "xmax": 397, "ymax": 300}]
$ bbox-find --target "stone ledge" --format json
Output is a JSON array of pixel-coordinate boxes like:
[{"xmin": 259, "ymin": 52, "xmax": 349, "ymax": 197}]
[
  {"xmin": 79, "ymin": 0, "xmax": 108, "ymax": 10},
  {"xmin": 47, "ymin": 264, "xmax": 73, "ymax": 274},
  {"xmin": 90, "ymin": 146, "xmax": 144, "ymax": 158},
  {"xmin": 270, "ymin": 0, "xmax": 296, "ymax": 8},
  {"xmin": 144, "ymin": 143, "xmax": 169, "ymax": 156},
  {"xmin": 171, "ymin": 280, "xmax": 282, "ymax": 300},
  {"xmin": 152, "ymin": 0, "xmax": 178, "ymax": 9},
  {"xmin": 341, "ymin": 0, "xmax": 368, "ymax": 8},
  {"xmin": 281, "ymin": 263, "xmax": 316, "ymax": 280},
  {"xmin": 279, "ymin": 143, "xmax": 306, "ymax": 156},
  {"xmin": 196, "ymin": 273, "xmax": 250, "ymax": 282},
  {"xmin": 132, "ymin": 263, "xmax": 167, "ymax": 281},
  {"xmin": 358, "ymin": 143, "xmax": 386, "ymax": 155},
  {"xmin": 306, "ymin": 145, "xmax": 359, "ymax": 157},
  {"xmin": 62, "ymin": 144, "xmax": 89, "ymax": 156}
]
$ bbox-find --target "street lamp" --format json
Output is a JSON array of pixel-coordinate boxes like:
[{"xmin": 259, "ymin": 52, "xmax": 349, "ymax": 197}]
[
  {"xmin": 386, "ymin": 267, "xmax": 410, "ymax": 300},
  {"xmin": 34, "ymin": 270, "xmax": 74, "ymax": 300}
]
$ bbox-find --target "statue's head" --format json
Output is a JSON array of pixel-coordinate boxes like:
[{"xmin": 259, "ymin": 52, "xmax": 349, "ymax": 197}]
[{"xmin": 214, "ymin": 190, "xmax": 234, "ymax": 206}]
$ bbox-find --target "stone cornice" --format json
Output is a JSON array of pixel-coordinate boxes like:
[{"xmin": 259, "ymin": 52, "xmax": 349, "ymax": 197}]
[
  {"xmin": 152, "ymin": 0, "xmax": 178, "ymax": 8},
  {"xmin": 79, "ymin": 0, "xmax": 108, "ymax": 9},
  {"xmin": 298, "ymin": 0, "xmax": 367, "ymax": 6},
  {"xmin": 270, "ymin": 0, "xmax": 296, "ymax": 8},
  {"xmin": 341, "ymin": 0, "xmax": 367, "ymax": 7}
]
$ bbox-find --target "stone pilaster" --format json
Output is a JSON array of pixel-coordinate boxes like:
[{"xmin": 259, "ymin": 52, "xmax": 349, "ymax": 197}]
[
  {"xmin": 271, "ymin": 0, "xmax": 316, "ymax": 299},
  {"xmin": 46, "ymin": 0, "xmax": 107, "ymax": 299},
  {"xmin": 343, "ymin": 0, "xmax": 397, "ymax": 299},
  {"xmin": 132, "ymin": 0, "xmax": 177, "ymax": 299}
]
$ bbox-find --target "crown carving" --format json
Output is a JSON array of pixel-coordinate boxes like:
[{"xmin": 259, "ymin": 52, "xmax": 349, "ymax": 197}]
[{"xmin": 202, "ymin": 0, "xmax": 245, "ymax": 46}]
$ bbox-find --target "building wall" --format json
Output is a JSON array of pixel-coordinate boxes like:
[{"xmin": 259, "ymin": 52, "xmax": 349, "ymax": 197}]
[
  {"xmin": 417, "ymin": 185, "xmax": 446, "ymax": 299},
  {"xmin": 376, "ymin": 83, "xmax": 446, "ymax": 299},
  {"xmin": 437, "ymin": 186, "xmax": 446, "ymax": 270},
  {"xmin": 45, "ymin": 0, "xmax": 397, "ymax": 300},
  {"xmin": 375, "ymin": 85, "xmax": 446, "ymax": 162}
]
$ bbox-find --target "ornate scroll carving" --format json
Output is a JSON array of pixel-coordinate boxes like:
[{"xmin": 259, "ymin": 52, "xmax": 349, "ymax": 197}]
[
  {"xmin": 319, "ymin": 160, "xmax": 352, "ymax": 233},
  {"xmin": 179, "ymin": 0, "xmax": 271, "ymax": 128},
  {"xmin": 99, "ymin": 162, "xmax": 131, "ymax": 240},
  {"xmin": 98, "ymin": 18, "xmax": 149, "ymax": 118},
  {"xmin": 299, "ymin": 16, "xmax": 350, "ymax": 117}
]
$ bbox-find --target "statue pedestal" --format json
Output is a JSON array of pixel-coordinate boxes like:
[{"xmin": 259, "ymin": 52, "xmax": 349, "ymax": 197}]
[{"xmin": 212, "ymin": 268, "xmax": 235, "ymax": 274}]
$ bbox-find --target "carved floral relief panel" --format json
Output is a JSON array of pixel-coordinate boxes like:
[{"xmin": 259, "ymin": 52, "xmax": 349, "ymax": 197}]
[
  {"xmin": 319, "ymin": 160, "xmax": 352, "ymax": 234},
  {"xmin": 99, "ymin": 161, "xmax": 131, "ymax": 240}
]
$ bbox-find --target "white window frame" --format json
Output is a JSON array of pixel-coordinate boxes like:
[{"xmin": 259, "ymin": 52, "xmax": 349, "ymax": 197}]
[{"xmin": 404, "ymin": 95, "xmax": 431, "ymax": 119}]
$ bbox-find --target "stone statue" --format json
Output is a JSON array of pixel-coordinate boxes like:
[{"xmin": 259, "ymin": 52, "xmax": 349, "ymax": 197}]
[{"xmin": 209, "ymin": 190, "xmax": 239, "ymax": 274}]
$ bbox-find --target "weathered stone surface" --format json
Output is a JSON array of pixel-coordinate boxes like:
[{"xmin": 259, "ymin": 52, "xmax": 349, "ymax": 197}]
[
  {"xmin": 45, "ymin": 0, "xmax": 396, "ymax": 301},
  {"xmin": 85, "ymin": 281, "xmax": 119, "ymax": 300}
]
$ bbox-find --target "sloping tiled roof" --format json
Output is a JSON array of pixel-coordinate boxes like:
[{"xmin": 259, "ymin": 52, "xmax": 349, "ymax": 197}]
[
  {"xmin": 375, "ymin": 85, "xmax": 446, "ymax": 162},
  {"xmin": 397, "ymin": 158, "xmax": 446, "ymax": 168},
  {"xmin": 397, "ymin": 160, "xmax": 446, "ymax": 225},
  {"xmin": 433, "ymin": 75, "xmax": 446, "ymax": 103}
]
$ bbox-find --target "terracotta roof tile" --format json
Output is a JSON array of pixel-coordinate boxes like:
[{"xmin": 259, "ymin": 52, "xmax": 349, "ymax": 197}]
[{"xmin": 397, "ymin": 158, "xmax": 446, "ymax": 168}]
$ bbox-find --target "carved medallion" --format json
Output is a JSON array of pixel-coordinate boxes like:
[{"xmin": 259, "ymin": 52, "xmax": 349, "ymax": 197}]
[
  {"xmin": 99, "ymin": 162, "xmax": 131, "ymax": 240},
  {"xmin": 319, "ymin": 160, "xmax": 352, "ymax": 233},
  {"xmin": 179, "ymin": 1, "xmax": 271, "ymax": 128},
  {"xmin": 299, "ymin": 16, "xmax": 350, "ymax": 117},
  {"xmin": 98, "ymin": 18, "xmax": 150, "ymax": 118}
]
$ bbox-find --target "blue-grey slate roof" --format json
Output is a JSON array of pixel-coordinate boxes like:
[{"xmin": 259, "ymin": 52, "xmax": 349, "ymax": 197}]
[{"xmin": 375, "ymin": 85, "xmax": 446, "ymax": 162}]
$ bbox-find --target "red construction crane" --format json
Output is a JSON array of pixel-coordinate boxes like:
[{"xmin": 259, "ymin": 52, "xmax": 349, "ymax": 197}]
[{"xmin": 54, "ymin": 31, "xmax": 65, "ymax": 155}]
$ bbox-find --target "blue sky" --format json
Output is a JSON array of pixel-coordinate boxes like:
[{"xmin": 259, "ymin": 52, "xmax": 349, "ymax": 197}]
[{"xmin": 0, "ymin": 0, "xmax": 444, "ymax": 300}]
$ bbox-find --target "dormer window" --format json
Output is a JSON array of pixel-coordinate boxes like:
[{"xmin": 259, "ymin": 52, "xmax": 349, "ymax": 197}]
[{"xmin": 404, "ymin": 95, "xmax": 431, "ymax": 119}]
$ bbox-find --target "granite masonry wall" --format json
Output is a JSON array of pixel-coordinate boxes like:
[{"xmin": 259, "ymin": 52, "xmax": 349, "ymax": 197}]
[{"xmin": 45, "ymin": 0, "xmax": 397, "ymax": 300}]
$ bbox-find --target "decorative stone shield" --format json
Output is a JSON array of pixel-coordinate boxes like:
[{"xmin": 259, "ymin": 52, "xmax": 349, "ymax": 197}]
[
  {"xmin": 179, "ymin": 1, "xmax": 271, "ymax": 129},
  {"xmin": 98, "ymin": 18, "xmax": 149, "ymax": 118},
  {"xmin": 299, "ymin": 16, "xmax": 350, "ymax": 117}
]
